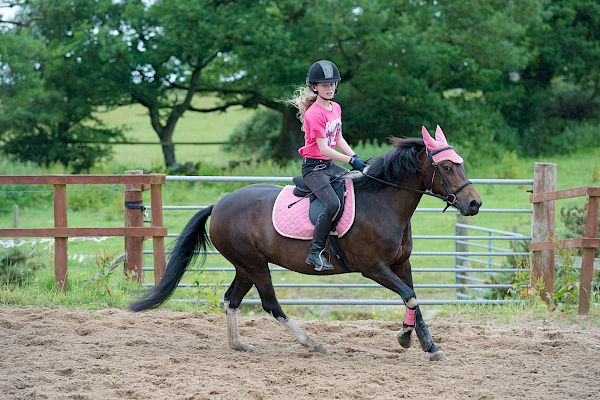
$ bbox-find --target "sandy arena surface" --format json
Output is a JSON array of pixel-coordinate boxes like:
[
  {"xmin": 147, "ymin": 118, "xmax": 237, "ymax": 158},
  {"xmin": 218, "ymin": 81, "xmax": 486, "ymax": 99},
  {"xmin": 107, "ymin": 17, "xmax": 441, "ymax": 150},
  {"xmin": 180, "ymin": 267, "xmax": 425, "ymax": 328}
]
[{"xmin": 1, "ymin": 306, "xmax": 599, "ymax": 400}]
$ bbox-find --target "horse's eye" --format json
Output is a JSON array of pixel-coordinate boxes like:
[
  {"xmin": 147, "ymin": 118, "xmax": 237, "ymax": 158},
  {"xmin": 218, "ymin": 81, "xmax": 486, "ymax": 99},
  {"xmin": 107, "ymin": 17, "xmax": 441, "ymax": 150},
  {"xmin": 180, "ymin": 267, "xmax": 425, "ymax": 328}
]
[{"xmin": 444, "ymin": 165, "xmax": 452, "ymax": 172}]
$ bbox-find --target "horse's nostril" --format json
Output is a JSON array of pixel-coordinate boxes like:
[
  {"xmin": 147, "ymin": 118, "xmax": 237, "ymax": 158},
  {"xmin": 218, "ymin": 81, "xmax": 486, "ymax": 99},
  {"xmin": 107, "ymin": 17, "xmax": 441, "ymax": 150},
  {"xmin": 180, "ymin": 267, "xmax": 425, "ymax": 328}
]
[{"xmin": 470, "ymin": 200, "xmax": 481, "ymax": 210}]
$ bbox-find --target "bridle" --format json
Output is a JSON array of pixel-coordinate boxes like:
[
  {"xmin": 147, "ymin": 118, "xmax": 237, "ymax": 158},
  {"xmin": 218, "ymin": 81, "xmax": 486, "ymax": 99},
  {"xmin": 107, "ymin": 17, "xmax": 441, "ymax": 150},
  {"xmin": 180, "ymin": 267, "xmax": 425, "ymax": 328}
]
[
  {"xmin": 427, "ymin": 146, "xmax": 472, "ymax": 211},
  {"xmin": 360, "ymin": 146, "xmax": 472, "ymax": 212}
]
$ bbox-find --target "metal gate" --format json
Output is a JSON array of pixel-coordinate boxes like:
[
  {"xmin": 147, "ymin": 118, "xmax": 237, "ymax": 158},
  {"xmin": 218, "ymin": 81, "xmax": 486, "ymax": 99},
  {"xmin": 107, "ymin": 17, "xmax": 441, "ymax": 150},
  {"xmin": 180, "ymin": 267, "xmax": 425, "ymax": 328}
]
[{"xmin": 143, "ymin": 175, "xmax": 533, "ymax": 306}]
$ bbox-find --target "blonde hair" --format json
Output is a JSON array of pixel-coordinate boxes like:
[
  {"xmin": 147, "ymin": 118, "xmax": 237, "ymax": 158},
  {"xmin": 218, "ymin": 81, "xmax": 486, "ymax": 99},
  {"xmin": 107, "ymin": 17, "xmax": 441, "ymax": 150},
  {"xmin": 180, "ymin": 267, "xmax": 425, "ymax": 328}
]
[{"xmin": 287, "ymin": 85, "xmax": 317, "ymax": 132}]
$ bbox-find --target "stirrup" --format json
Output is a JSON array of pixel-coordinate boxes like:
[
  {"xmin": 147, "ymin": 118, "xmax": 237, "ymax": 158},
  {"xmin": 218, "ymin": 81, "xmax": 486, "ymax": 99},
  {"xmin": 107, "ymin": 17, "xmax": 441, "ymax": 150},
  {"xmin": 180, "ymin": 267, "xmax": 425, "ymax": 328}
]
[{"xmin": 305, "ymin": 249, "xmax": 334, "ymax": 271}]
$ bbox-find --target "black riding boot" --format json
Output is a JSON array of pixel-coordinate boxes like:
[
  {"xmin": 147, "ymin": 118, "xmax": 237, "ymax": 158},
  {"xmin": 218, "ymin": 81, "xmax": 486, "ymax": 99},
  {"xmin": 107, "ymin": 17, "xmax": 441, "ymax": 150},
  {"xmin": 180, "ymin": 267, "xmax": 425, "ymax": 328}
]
[{"xmin": 306, "ymin": 214, "xmax": 334, "ymax": 271}]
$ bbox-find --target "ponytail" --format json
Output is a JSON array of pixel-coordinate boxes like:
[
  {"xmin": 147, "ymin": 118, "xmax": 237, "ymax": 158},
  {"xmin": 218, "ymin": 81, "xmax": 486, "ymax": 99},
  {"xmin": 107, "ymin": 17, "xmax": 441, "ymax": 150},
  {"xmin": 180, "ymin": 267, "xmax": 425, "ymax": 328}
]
[{"xmin": 287, "ymin": 85, "xmax": 317, "ymax": 132}]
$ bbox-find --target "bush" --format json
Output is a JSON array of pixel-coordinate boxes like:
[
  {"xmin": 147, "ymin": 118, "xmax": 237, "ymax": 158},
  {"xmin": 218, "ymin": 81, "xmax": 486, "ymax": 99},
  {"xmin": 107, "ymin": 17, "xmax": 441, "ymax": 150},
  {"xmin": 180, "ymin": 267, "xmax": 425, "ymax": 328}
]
[
  {"xmin": 2, "ymin": 125, "xmax": 124, "ymax": 173},
  {"xmin": 560, "ymin": 203, "xmax": 600, "ymax": 258},
  {"xmin": 442, "ymin": 98, "xmax": 518, "ymax": 169},
  {"xmin": 0, "ymin": 248, "xmax": 44, "ymax": 286},
  {"xmin": 560, "ymin": 202, "xmax": 600, "ymax": 303},
  {"xmin": 542, "ymin": 121, "xmax": 600, "ymax": 156},
  {"xmin": 225, "ymin": 109, "xmax": 281, "ymax": 161}
]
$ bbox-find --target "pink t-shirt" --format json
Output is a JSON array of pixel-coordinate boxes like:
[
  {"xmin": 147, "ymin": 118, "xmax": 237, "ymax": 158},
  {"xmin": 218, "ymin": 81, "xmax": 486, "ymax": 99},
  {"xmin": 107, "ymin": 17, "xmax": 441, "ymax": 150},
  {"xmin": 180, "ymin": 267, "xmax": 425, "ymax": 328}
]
[{"xmin": 298, "ymin": 101, "xmax": 342, "ymax": 160}]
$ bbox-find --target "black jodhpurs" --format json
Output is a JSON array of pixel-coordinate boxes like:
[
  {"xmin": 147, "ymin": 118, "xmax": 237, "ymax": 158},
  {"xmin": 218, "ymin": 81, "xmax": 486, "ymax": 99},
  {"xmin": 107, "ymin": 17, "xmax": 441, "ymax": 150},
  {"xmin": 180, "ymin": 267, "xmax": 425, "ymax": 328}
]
[{"xmin": 301, "ymin": 158, "xmax": 347, "ymax": 242}]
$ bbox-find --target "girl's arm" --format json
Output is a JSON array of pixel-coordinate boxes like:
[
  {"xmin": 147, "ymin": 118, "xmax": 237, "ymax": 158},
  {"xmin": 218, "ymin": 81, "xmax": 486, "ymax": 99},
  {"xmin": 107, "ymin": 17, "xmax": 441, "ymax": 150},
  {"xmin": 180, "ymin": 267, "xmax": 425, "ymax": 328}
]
[
  {"xmin": 316, "ymin": 137, "xmax": 352, "ymax": 163},
  {"xmin": 336, "ymin": 135, "xmax": 355, "ymax": 157}
]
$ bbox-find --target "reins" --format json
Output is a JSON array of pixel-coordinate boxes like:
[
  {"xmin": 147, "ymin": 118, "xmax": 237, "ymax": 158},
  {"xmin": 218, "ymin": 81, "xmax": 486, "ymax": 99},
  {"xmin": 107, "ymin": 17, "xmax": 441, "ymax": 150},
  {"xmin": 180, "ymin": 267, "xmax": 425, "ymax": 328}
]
[
  {"xmin": 359, "ymin": 146, "xmax": 472, "ymax": 212},
  {"xmin": 287, "ymin": 146, "xmax": 473, "ymax": 213},
  {"xmin": 287, "ymin": 169, "xmax": 352, "ymax": 209}
]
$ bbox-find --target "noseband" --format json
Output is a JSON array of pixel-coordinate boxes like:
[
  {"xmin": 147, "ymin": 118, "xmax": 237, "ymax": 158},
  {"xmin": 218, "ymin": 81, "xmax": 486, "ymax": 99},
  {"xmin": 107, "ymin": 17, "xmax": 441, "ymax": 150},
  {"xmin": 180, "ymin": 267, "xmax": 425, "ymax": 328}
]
[
  {"xmin": 360, "ymin": 147, "xmax": 472, "ymax": 212},
  {"xmin": 427, "ymin": 147, "xmax": 472, "ymax": 211}
]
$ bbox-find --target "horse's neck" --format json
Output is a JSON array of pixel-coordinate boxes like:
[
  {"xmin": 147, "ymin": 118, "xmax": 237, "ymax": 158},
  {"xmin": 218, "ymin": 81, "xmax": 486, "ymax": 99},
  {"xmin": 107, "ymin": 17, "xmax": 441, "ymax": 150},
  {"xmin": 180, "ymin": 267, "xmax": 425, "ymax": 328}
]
[
  {"xmin": 358, "ymin": 186, "xmax": 423, "ymax": 228},
  {"xmin": 356, "ymin": 157, "xmax": 432, "ymax": 232}
]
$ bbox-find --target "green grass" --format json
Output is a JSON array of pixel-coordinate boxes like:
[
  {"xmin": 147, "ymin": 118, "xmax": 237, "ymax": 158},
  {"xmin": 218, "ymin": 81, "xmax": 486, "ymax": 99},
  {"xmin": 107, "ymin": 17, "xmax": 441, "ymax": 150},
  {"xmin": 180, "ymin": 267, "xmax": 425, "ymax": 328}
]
[
  {"xmin": 95, "ymin": 98, "xmax": 255, "ymax": 170},
  {"xmin": 0, "ymin": 252, "xmax": 138, "ymax": 309},
  {"xmin": 1, "ymin": 103, "xmax": 599, "ymax": 321}
]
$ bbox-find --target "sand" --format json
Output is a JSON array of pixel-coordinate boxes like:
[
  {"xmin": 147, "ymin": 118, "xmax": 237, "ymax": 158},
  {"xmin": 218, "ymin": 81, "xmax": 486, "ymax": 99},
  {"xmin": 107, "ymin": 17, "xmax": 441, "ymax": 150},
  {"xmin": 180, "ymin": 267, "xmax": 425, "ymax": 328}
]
[{"xmin": 1, "ymin": 306, "xmax": 599, "ymax": 400}]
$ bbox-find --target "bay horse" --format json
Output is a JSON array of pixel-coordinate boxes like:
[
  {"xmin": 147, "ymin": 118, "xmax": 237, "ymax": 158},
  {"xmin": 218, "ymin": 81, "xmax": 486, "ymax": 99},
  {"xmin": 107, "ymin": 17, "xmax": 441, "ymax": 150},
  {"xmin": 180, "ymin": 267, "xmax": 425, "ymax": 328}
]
[{"xmin": 130, "ymin": 126, "xmax": 482, "ymax": 361}]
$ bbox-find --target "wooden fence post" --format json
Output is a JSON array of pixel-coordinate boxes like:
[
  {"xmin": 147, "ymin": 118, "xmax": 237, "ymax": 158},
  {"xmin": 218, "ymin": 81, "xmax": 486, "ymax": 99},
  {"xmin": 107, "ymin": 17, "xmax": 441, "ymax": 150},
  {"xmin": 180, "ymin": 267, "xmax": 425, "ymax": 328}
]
[
  {"xmin": 578, "ymin": 195, "xmax": 599, "ymax": 315},
  {"xmin": 53, "ymin": 184, "xmax": 68, "ymax": 291},
  {"xmin": 531, "ymin": 162, "xmax": 556, "ymax": 302},
  {"xmin": 124, "ymin": 170, "xmax": 145, "ymax": 285},
  {"xmin": 150, "ymin": 179, "xmax": 166, "ymax": 284}
]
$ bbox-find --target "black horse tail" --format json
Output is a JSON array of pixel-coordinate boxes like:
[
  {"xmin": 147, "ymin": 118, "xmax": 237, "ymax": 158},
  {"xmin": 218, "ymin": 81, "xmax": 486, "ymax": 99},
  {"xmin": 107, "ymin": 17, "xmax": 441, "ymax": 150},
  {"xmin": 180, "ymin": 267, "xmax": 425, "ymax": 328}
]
[{"xmin": 129, "ymin": 205, "xmax": 214, "ymax": 312}]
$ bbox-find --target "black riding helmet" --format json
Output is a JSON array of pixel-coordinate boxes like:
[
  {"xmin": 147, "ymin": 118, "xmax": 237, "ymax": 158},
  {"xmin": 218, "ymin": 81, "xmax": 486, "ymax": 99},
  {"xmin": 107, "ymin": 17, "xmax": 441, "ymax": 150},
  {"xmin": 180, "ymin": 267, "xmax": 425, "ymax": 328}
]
[{"xmin": 307, "ymin": 60, "xmax": 341, "ymax": 84}]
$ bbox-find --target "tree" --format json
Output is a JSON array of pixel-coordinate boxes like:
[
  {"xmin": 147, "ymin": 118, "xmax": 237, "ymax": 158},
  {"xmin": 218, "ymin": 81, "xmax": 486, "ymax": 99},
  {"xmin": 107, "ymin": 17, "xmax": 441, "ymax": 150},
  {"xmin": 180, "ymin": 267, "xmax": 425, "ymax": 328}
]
[
  {"xmin": 0, "ymin": 0, "xmax": 127, "ymax": 172},
  {"xmin": 3, "ymin": 0, "xmax": 597, "ymax": 169},
  {"xmin": 95, "ymin": 0, "xmax": 265, "ymax": 168},
  {"xmin": 224, "ymin": 0, "xmax": 540, "ymax": 163},
  {"xmin": 501, "ymin": 0, "xmax": 600, "ymax": 155}
]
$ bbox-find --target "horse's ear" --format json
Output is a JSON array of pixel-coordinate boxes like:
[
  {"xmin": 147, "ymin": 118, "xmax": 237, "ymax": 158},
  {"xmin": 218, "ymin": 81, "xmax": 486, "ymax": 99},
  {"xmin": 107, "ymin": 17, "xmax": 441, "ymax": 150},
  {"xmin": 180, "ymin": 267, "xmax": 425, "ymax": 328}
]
[
  {"xmin": 435, "ymin": 125, "xmax": 447, "ymax": 143},
  {"xmin": 422, "ymin": 126, "xmax": 436, "ymax": 148}
]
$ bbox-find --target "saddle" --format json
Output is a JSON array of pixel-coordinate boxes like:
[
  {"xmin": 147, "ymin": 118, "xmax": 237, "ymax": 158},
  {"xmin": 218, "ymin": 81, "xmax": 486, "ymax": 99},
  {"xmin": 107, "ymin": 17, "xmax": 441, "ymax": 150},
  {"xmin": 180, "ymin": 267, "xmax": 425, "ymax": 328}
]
[
  {"xmin": 271, "ymin": 178, "xmax": 355, "ymax": 240},
  {"xmin": 272, "ymin": 177, "xmax": 357, "ymax": 272},
  {"xmin": 291, "ymin": 175, "xmax": 347, "ymax": 230}
]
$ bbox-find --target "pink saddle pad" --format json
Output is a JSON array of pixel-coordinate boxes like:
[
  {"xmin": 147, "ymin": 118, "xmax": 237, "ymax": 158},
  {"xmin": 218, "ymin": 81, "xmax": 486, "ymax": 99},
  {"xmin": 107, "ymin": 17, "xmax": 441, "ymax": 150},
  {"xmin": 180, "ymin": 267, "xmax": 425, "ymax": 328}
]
[{"xmin": 272, "ymin": 179, "xmax": 355, "ymax": 240}]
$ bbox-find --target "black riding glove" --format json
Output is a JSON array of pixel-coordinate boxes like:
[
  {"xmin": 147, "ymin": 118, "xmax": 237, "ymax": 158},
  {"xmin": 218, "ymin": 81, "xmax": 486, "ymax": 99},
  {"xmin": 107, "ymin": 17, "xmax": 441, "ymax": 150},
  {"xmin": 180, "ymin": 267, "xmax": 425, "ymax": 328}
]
[{"xmin": 349, "ymin": 155, "xmax": 366, "ymax": 171}]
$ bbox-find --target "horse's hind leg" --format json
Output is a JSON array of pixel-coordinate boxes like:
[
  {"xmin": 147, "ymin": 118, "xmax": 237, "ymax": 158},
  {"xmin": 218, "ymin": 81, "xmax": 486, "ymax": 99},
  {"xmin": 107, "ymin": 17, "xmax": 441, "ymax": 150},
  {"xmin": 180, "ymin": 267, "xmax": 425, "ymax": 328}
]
[
  {"xmin": 224, "ymin": 273, "xmax": 254, "ymax": 352},
  {"xmin": 253, "ymin": 272, "xmax": 328, "ymax": 354}
]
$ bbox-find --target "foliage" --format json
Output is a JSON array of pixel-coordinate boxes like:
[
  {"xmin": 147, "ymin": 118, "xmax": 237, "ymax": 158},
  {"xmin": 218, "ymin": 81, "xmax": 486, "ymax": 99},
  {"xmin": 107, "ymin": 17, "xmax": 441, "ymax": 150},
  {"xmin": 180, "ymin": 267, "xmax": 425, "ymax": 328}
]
[
  {"xmin": 191, "ymin": 263, "xmax": 223, "ymax": 314},
  {"xmin": 0, "ymin": 4, "xmax": 126, "ymax": 172},
  {"xmin": 553, "ymin": 246, "xmax": 580, "ymax": 308},
  {"xmin": 2, "ymin": 0, "xmax": 600, "ymax": 168},
  {"xmin": 484, "ymin": 240, "xmax": 530, "ymax": 300},
  {"xmin": 225, "ymin": 109, "xmax": 281, "ymax": 161},
  {"xmin": 560, "ymin": 201, "xmax": 600, "ymax": 299},
  {"xmin": 84, "ymin": 250, "xmax": 119, "ymax": 299},
  {"xmin": 560, "ymin": 203, "xmax": 600, "ymax": 257},
  {"xmin": 0, "ymin": 247, "xmax": 44, "ymax": 286},
  {"xmin": 2, "ymin": 125, "xmax": 124, "ymax": 173},
  {"xmin": 161, "ymin": 161, "xmax": 221, "ymax": 177},
  {"xmin": 0, "ymin": 156, "xmax": 53, "ymax": 210},
  {"xmin": 510, "ymin": 255, "xmax": 534, "ymax": 301},
  {"xmin": 502, "ymin": 0, "xmax": 600, "ymax": 156}
]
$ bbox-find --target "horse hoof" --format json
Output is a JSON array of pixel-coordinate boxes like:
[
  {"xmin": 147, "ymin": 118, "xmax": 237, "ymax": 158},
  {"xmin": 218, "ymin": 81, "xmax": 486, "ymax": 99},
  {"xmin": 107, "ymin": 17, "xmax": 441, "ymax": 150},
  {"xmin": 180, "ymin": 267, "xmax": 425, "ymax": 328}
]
[
  {"xmin": 231, "ymin": 343, "xmax": 253, "ymax": 353},
  {"xmin": 309, "ymin": 343, "xmax": 329, "ymax": 355},
  {"xmin": 428, "ymin": 350, "xmax": 448, "ymax": 362},
  {"xmin": 397, "ymin": 331, "xmax": 412, "ymax": 349}
]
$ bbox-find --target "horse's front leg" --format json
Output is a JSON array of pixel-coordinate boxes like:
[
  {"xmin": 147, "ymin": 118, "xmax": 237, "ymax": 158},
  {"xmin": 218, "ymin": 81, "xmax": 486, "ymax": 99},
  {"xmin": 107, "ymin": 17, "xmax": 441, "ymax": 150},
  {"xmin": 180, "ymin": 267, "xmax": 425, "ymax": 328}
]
[{"xmin": 391, "ymin": 259, "xmax": 447, "ymax": 361}]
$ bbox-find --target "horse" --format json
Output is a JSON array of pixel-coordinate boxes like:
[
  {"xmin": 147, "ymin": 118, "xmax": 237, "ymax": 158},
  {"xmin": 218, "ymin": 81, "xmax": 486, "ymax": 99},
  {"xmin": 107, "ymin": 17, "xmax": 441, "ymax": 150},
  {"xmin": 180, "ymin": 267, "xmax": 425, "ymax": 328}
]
[{"xmin": 130, "ymin": 126, "xmax": 482, "ymax": 362}]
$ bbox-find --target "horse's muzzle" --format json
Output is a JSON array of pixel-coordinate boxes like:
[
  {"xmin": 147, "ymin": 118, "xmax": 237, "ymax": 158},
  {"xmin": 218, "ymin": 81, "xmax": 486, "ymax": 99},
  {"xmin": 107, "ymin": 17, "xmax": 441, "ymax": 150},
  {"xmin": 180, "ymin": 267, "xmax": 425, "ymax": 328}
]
[
  {"xmin": 467, "ymin": 198, "xmax": 482, "ymax": 216},
  {"xmin": 457, "ymin": 191, "xmax": 482, "ymax": 216}
]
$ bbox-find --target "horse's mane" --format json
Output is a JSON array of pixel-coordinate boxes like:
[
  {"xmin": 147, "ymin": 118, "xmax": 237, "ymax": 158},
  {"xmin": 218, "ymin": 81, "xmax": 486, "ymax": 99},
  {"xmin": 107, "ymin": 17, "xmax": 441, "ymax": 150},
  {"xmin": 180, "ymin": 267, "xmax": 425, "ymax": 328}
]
[{"xmin": 353, "ymin": 137, "xmax": 426, "ymax": 191}]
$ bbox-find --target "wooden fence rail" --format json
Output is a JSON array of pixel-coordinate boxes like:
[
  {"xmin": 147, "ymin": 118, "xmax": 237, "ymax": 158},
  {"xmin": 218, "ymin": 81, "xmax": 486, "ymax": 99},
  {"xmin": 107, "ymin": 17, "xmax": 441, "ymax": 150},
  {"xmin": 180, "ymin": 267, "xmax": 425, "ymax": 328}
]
[
  {"xmin": 530, "ymin": 163, "xmax": 599, "ymax": 314},
  {"xmin": 0, "ymin": 174, "xmax": 167, "ymax": 291}
]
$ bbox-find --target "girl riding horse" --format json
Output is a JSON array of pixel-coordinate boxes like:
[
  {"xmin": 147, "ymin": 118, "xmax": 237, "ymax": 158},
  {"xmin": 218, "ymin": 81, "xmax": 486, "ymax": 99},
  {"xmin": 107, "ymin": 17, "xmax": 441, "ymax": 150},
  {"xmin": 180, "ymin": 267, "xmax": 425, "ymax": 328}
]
[{"xmin": 130, "ymin": 125, "xmax": 482, "ymax": 362}]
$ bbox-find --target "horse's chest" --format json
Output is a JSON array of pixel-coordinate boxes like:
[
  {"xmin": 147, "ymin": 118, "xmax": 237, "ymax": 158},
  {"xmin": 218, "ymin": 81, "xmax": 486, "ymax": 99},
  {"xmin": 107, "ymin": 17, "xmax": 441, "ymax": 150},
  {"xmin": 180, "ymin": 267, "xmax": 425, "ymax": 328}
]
[{"xmin": 372, "ymin": 231, "xmax": 409, "ymax": 263}]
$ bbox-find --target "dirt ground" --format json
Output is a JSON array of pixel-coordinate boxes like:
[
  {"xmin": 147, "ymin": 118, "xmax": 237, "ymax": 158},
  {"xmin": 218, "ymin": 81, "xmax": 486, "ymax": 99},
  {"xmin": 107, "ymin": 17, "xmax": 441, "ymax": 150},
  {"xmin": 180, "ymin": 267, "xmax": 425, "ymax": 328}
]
[{"xmin": 1, "ymin": 306, "xmax": 599, "ymax": 400}]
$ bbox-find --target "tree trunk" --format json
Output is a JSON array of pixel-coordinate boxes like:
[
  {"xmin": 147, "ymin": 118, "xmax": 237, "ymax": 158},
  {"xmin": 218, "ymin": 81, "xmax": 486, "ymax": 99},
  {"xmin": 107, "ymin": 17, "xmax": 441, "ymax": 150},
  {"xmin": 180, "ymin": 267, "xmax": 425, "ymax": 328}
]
[
  {"xmin": 274, "ymin": 106, "xmax": 304, "ymax": 162},
  {"xmin": 158, "ymin": 126, "xmax": 176, "ymax": 168}
]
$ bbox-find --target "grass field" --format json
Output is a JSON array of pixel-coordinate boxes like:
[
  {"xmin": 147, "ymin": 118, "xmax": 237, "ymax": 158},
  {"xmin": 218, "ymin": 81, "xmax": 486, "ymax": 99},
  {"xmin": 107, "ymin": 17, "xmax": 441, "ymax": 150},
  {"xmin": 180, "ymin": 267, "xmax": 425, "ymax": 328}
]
[
  {"xmin": 95, "ymin": 98, "xmax": 255, "ymax": 171},
  {"xmin": 1, "ymin": 101, "xmax": 599, "ymax": 319}
]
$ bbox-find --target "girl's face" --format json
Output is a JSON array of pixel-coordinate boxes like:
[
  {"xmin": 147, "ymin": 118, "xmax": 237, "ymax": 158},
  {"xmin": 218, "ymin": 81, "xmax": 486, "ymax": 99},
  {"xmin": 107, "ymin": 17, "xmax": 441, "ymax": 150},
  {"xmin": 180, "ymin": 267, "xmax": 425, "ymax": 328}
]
[{"xmin": 313, "ymin": 82, "xmax": 337, "ymax": 100}]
